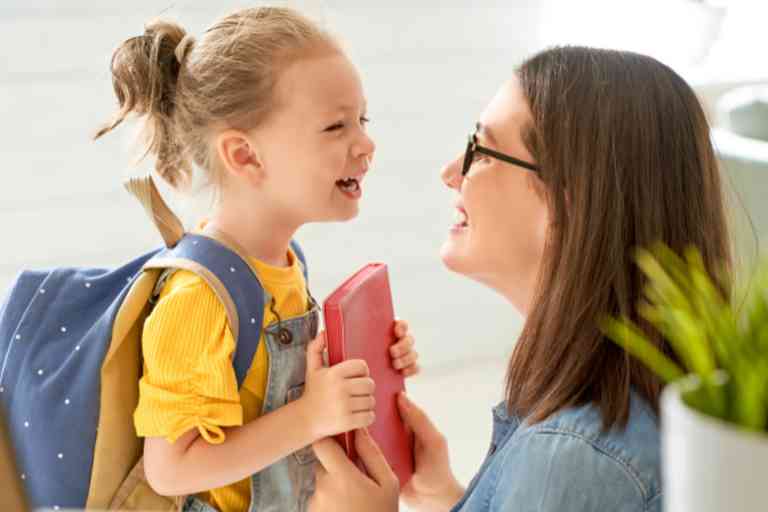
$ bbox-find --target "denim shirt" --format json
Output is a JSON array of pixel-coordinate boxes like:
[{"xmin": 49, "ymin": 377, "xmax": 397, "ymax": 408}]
[{"xmin": 451, "ymin": 393, "xmax": 661, "ymax": 512}]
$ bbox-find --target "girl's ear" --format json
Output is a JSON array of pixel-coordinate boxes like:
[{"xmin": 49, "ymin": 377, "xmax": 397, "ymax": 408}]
[{"xmin": 215, "ymin": 129, "xmax": 266, "ymax": 187}]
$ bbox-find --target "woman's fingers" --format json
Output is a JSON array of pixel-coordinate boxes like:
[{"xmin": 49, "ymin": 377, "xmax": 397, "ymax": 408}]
[
  {"xmin": 397, "ymin": 392, "xmax": 441, "ymax": 443},
  {"xmin": 313, "ymin": 437, "xmax": 354, "ymax": 477},
  {"xmin": 355, "ymin": 429, "xmax": 398, "ymax": 490}
]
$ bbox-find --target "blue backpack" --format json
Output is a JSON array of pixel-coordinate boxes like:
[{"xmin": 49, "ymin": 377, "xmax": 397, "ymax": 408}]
[{"xmin": 0, "ymin": 176, "xmax": 307, "ymax": 511}]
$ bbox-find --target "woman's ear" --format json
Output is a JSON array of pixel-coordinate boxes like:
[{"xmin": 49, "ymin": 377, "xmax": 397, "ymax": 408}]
[{"xmin": 215, "ymin": 129, "xmax": 265, "ymax": 187}]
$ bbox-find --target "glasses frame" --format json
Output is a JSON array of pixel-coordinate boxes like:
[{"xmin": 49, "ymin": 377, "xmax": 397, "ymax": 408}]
[{"xmin": 462, "ymin": 122, "xmax": 540, "ymax": 176}]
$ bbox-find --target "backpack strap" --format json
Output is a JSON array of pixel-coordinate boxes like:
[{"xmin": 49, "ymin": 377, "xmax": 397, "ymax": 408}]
[
  {"xmin": 145, "ymin": 234, "xmax": 266, "ymax": 387},
  {"xmin": 125, "ymin": 174, "xmax": 310, "ymax": 385},
  {"xmin": 100, "ymin": 176, "xmax": 307, "ymax": 511},
  {"xmin": 124, "ymin": 175, "xmax": 184, "ymax": 249},
  {"xmin": 201, "ymin": 225, "xmax": 308, "ymax": 282}
]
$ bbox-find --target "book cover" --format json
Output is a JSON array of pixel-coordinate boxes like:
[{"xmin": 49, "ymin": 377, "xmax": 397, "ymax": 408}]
[{"xmin": 323, "ymin": 263, "xmax": 414, "ymax": 487}]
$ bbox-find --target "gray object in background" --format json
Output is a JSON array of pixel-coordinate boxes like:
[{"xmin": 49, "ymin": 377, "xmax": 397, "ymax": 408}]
[
  {"xmin": 713, "ymin": 84, "xmax": 768, "ymax": 268},
  {"xmin": 720, "ymin": 85, "xmax": 768, "ymax": 142}
]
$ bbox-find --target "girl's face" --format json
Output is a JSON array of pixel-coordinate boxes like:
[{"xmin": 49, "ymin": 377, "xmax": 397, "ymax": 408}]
[
  {"xmin": 440, "ymin": 77, "xmax": 549, "ymax": 314},
  {"xmin": 247, "ymin": 51, "xmax": 375, "ymax": 226}
]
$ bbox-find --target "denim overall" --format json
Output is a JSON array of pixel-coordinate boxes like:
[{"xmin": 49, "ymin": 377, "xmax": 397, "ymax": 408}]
[{"xmin": 184, "ymin": 294, "xmax": 320, "ymax": 512}]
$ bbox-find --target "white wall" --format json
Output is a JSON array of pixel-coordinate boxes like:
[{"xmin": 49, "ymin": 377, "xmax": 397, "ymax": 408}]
[
  {"xmin": 2, "ymin": 1, "xmax": 765, "ymax": 371},
  {"xmin": 1, "ymin": 1, "xmax": 544, "ymax": 370}
]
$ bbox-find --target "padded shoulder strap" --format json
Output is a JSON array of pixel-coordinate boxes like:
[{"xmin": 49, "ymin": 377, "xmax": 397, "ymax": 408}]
[
  {"xmin": 145, "ymin": 235, "xmax": 265, "ymax": 387},
  {"xmin": 124, "ymin": 175, "xmax": 184, "ymax": 249}
]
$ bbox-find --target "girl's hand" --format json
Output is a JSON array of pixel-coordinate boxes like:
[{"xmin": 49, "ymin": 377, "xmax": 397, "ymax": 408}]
[
  {"xmin": 300, "ymin": 332, "xmax": 376, "ymax": 439},
  {"xmin": 390, "ymin": 319, "xmax": 420, "ymax": 377},
  {"xmin": 309, "ymin": 429, "xmax": 399, "ymax": 512},
  {"xmin": 398, "ymin": 393, "xmax": 465, "ymax": 512}
]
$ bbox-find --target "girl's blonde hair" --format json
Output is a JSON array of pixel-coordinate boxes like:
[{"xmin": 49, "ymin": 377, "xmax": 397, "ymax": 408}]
[{"xmin": 95, "ymin": 7, "xmax": 339, "ymax": 188}]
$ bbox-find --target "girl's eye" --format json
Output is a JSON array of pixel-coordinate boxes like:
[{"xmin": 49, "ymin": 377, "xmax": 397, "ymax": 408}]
[{"xmin": 324, "ymin": 116, "xmax": 370, "ymax": 132}]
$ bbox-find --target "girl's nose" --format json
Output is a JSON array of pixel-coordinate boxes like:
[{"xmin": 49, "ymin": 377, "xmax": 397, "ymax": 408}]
[{"xmin": 353, "ymin": 132, "xmax": 376, "ymax": 161}]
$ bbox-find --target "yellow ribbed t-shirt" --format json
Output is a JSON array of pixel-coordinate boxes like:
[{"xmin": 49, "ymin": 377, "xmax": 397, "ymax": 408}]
[{"xmin": 134, "ymin": 248, "xmax": 308, "ymax": 512}]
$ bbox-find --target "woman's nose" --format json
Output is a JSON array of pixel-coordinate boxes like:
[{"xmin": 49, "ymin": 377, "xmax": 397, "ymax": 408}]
[{"xmin": 441, "ymin": 154, "xmax": 463, "ymax": 189}]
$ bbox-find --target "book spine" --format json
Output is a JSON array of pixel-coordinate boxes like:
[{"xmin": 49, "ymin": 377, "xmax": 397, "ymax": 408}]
[{"xmin": 323, "ymin": 303, "xmax": 355, "ymax": 457}]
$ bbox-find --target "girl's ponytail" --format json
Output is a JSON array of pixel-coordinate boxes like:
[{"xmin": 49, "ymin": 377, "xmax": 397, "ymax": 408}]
[
  {"xmin": 95, "ymin": 20, "xmax": 194, "ymax": 188},
  {"xmin": 96, "ymin": 8, "xmax": 339, "ymax": 190}
]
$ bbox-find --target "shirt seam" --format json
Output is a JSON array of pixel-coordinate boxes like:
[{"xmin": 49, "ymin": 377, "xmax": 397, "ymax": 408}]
[
  {"xmin": 531, "ymin": 428, "xmax": 651, "ymax": 501},
  {"xmin": 645, "ymin": 491, "xmax": 662, "ymax": 511}
]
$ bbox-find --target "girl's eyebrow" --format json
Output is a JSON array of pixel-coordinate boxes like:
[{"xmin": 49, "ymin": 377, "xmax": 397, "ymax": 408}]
[{"xmin": 330, "ymin": 101, "xmax": 368, "ymax": 114}]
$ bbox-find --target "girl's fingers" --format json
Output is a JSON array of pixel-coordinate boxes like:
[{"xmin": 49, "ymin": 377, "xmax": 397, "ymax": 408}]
[
  {"xmin": 401, "ymin": 364, "xmax": 421, "ymax": 378},
  {"xmin": 389, "ymin": 335, "xmax": 414, "ymax": 357},
  {"xmin": 350, "ymin": 411, "xmax": 376, "ymax": 429},
  {"xmin": 393, "ymin": 350, "xmax": 418, "ymax": 370},
  {"xmin": 346, "ymin": 377, "xmax": 376, "ymax": 396},
  {"xmin": 349, "ymin": 395, "xmax": 376, "ymax": 413},
  {"xmin": 394, "ymin": 319, "xmax": 409, "ymax": 338}
]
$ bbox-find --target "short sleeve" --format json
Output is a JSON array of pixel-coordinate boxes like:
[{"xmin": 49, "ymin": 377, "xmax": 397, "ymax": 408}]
[
  {"xmin": 490, "ymin": 431, "xmax": 647, "ymax": 512},
  {"xmin": 134, "ymin": 271, "xmax": 243, "ymax": 444}
]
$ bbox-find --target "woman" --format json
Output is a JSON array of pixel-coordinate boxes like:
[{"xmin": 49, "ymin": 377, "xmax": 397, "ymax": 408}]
[{"xmin": 308, "ymin": 46, "xmax": 731, "ymax": 512}]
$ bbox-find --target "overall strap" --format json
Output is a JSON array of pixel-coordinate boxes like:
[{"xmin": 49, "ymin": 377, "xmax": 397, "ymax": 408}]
[{"xmin": 290, "ymin": 240, "xmax": 308, "ymax": 284}]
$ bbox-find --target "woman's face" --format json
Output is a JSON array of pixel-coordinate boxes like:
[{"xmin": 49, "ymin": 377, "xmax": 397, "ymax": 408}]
[{"xmin": 440, "ymin": 77, "xmax": 549, "ymax": 314}]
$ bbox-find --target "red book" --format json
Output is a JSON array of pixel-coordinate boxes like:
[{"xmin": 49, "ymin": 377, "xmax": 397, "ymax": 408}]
[{"xmin": 323, "ymin": 263, "xmax": 414, "ymax": 488}]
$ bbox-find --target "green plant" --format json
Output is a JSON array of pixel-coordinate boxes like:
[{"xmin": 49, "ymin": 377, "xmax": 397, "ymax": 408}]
[{"xmin": 601, "ymin": 244, "xmax": 768, "ymax": 432}]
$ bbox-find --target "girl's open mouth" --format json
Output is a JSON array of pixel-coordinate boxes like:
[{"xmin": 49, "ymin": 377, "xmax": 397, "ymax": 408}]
[
  {"xmin": 336, "ymin": 171, "xmax": 366, "ymax": 199},
  {"xmin": 336, "ymin": 177, "xmax": 360, "ymax": 194}
]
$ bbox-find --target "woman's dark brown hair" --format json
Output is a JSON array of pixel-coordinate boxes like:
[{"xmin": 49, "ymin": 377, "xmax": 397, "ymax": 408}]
[{"xmin": 506, "ymin": 46, "xmax": 732, "ymax": 429}]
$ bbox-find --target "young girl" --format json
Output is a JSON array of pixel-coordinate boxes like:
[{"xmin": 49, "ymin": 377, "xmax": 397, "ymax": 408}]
[{"xmin": 95, "ymin": 7, "xmax": 419, "ymax": 512}]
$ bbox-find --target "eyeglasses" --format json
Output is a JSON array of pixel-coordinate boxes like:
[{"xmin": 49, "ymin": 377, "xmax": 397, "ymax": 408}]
[{"xmin": 462, "ymin": 122, "xmax": 540, "ymax": 176}]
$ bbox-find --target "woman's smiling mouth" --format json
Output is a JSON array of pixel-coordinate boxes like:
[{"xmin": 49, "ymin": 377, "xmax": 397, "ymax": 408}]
[{"xmin": 452, "ymin": 203, "xmax": 469, "ymax": 231}]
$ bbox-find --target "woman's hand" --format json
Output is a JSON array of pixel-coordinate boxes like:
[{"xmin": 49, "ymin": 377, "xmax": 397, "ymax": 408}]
[
  {"xmin": 309, "ymin": 429, "xmax": 399, "ymax": 512},
  {"xmin": 398, "ymin": 393, "xmax": 465, "ymax": 512}
]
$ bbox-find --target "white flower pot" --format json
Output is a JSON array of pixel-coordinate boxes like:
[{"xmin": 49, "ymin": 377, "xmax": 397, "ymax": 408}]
[{"xmin": 661, "ymin": 380, "xmax": 768, "ymax": 511}]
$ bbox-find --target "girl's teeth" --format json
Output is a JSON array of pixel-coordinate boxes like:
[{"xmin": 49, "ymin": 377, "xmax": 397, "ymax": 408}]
[
  {"xmin": 337, "ymin": 178, "xmax": 360, "ymax": 192},
  {"xmin": 454, "ymin": 209, "xmax": 468, "ymax": 225}
]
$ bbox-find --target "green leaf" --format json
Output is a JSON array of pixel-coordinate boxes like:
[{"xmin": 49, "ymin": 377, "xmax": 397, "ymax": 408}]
[
  {"xmin": 600, "ymin": 316, "xmax": 685, "ymax": 383},
  {"xmin": 603, "ymin": 244, "xmax": 768, "ymax": 432}
]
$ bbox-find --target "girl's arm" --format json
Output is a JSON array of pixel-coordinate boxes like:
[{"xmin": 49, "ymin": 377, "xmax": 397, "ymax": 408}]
[
  {"xmin": 144, "ymin": 333, "xmax": 376, "ymax": 495},
  {"xmin": 145, "ymin": 398, "xmax": 311, "ymax": 495}
]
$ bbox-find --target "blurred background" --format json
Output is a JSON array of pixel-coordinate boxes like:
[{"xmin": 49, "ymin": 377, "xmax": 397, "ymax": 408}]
[{"xmin": 1, "ymin": 0, "xmax": 767, "ymax": 496}]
